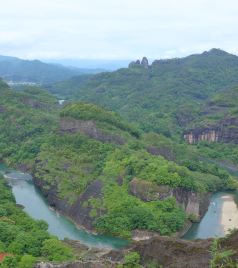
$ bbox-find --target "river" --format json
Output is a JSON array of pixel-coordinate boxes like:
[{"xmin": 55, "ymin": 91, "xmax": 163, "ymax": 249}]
[
  {"xmin": 0, "ymin": 164, "xmax": 128, "ymax": 249},
  {"xmin": 183, "ymin": 191, "xmax": 238, "ymax": 239},
  {"xmin": 1, "ymin": 164, "xmax": 238, "ymax": 244}
]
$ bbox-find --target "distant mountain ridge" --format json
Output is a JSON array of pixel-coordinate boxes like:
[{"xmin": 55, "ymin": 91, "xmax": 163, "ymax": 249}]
[
  {"xmin": 50, "ymin": 48, "xmax": 238, "ymax": 136},
  {"xmin": 0, "ymin": 55, "xmax": 102, "ymax": 84}
]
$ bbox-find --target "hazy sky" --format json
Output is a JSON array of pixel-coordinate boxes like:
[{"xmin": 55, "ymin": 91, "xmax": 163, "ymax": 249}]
[{"xmin": 1, "ymin": 0, "xmax": 238, "ymax": 60}]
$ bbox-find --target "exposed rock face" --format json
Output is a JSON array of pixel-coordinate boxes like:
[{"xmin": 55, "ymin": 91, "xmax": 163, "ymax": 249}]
[
  {"xmin": 141, "ymin": 57, "xmax": 149, "ymax": 69},
  {"xmin": 184, "ymin": 129, "xmax": 219, "ymax": 144},
  {"xmin": 37, "ymin": 230, "xmax": 238, "ymax": 268},
  {"xmin": 172, "ymin": 188, "xmax": 210, "ymax": 219},
  {"xmin": 129, "ymin": 57, "xmax": 150, "ymax": 69},
  {"xmin": 69, "ymin": 180, "xmax": 103, "ymax": 230},
  {"xmin": 184, "ymin": 117, "xmax": 238, "ymax": 144},
  {"xmin": 129, "ymin": 178, "xmax": 210, "ymax": 219},
  {"xmin": 131, "ymin": 236, "xmax": 212, "ymax": 268},
  {"xmin": 128, "ymin": 60, "xmax": 141, "ymax": 68},
  {"xmin": 60, "ymin": 117, "xmax": 125, "ymax": 145},
  {"xmin": 33, "ymin": 175, "xmax": 104, "ymax": 231}
]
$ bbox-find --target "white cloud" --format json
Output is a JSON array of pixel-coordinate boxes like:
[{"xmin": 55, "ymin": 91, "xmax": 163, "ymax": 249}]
[{"xmin": 0, "ymin": 0, "xmax": 238, "ymax": 60}]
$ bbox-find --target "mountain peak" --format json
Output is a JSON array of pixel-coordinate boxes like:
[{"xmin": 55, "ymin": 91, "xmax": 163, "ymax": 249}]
[
  {"xmin": 129, "ymin": 57, "xmax": 149, "ymax": 69},
  {"xmin": 204, "ymin": 48, "xmax": 232, "ymax": 56}
]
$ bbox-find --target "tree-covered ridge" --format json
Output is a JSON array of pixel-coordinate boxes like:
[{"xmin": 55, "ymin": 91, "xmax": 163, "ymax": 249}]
[
  {"xmin": 181, "ymin": 85, "xmax": 238, "ymax": 164},
  {"xmin": 50, "ymin": 49, "xmax": 238, "ymax": 137},
  {"xmin": 187, "ymin": 86, "xmax": 238, "ymax": 129},
  {"xmin": 46, "ymin": 75, "xmax": 92, "ymax": 99},
  {"xmin": 0, "ymin": 175, "xmax": 75, "ymax": 267},
  {"xmin": 0, "ymin": 81, "xmax": 58, "ymax": 168},
  {"xmin": 0, "ymin": 79, "xmax": 237, "ymax": 240},
  {"xmin": 0, "ymin": 55, "xmax": 91, "ymax": 84},
  {"xmin": 60, "ymin": 102, "xmax": 140, "ymax": 137}
]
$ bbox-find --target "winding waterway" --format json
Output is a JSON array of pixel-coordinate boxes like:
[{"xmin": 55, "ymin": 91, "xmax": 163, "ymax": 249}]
[
  {"xmin": 0, "ymin": 164, "xmax": 128, "ymax": 249},
  {"xmin": 1, "ymin": 163, "xmax": 238, "ymax": 245}
]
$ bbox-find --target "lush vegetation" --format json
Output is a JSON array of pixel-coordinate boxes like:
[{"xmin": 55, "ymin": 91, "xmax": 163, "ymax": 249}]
[
  {"xmin": 1, "ymin": 48, "xmax": 238, "ymax": 267},
  {"xmin": 0, "ymin": 174, "xmax": 75, "ymax": 267},
  {"xmin": 186, "ymin": 86, "xmax": 238, "ymax": 130},
  {"xmin": 0, "ymin": 76, "xmax": 237, "ymax": 244},
  {"xmin": 50, "ymin": 49, "xmax": 238, "ymax": 137},
  {"xmin": 0, "ymin": 82, "xmax": 57, "ymax": 168},
  {"xmin": 48, "ymin": 49, "xmax": 238, "ymax": 175},
  {"xmin": 95, "ymin": 186, "xmax": 186, "ymax": 237},
  {"xmin": 34, "ymin": 133, "xmax": 114, "ymax": 204},
  {"xmin": 209, "ymin": 230, "xmax": 238, "ymax": 268},
  {"xmin": 61, "ymin": 102, "xmax": 140, "ymax": 137}
]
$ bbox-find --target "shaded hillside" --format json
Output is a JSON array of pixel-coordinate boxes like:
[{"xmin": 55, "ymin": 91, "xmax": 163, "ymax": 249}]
[
  {"xmin": 51, "ymin": 49, "xmax": 238, "ymax": 137},
  {"xmin": 0, "ymin": 55, "xmax": 92, "ymax": 84}
]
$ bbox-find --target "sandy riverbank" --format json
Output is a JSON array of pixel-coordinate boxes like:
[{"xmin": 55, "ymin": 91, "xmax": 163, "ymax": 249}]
[{"xmin": 221, "ymin": 194, "xmax": 238, "ymax": 234}]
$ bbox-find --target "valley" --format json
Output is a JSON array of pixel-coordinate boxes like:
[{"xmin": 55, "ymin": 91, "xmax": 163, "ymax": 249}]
[{"xmin": 1, "ymin": 49, "xmax": 238, "ymax": 267}]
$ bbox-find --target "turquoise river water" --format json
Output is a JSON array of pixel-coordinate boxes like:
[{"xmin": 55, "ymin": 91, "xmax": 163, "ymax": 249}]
[
  {"xmin": 1, "ymin": 163, "xmax": 238, "ymax": 245},
  {"xmin": 0, "ymin": 164, "xmax": 128, "ymax": 249},
  {"xmin": 183, "ymin": 191, "xmax": 238, "ymax": 239}
]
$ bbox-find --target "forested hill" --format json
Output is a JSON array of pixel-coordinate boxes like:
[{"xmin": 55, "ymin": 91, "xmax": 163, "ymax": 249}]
[
  {"xmin": 51, "ymin": 49, "xmax": 238, "ymax": 137},
  {"xmin": 0, "ymin": 55, "xmax": 95, "ymax": 84}
]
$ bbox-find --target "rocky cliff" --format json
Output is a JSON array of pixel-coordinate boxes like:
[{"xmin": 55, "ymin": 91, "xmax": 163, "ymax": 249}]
[
  {"xmin": 33, "ymin": 175, "xmax": 103, "ymax": 231},
  {"xmin": 131, "ymin": 235, "xmax": 212, "ymax": 268},
  {"xmin": 129, "ymin": 57, "xmax": 149, "ymax": 69},
  {"xmin": 129, "ymin": 178, "xmax": 210, "ymax": 220},
  {"xmin": 184, "ymin": 117, "xmax": 238, "ymax": 144}
]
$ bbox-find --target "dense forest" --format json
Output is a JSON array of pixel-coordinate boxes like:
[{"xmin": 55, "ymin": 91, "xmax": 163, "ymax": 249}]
[
  {"xmin": 1, "ymin": 49, "xmax": 238, "ymax": 266},
  {"xmin": 50, "ymin": 49, "xmax": 238, "ymax": 137},
  {"xmin": 49, "ymin": 49, "xmax": 238, "ymax": 172},
  {"xmin": 0, "ymin": 174, "xmax": 75, "ymax": 267},
  {"xmin": 0, "ymin": 80, "xmax": 237, "ymax": 240}
]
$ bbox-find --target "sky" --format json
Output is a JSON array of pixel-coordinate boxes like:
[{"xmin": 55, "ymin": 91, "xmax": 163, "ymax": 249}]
[{"xmin": 1, "ymin": 0, "xmax": 238, "ymax": 61}]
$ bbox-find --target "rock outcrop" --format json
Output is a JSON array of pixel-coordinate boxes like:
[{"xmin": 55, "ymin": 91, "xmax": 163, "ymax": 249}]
[
  {"xmin": 131, "ymin": 235, "xmax": 212, "ymax": 268},
  {"xmin": 37, "ymin": 230, "xmax": 238, "ymax": 268},
  {"xmin": 184, "ymin": 117, "xmax": 238, "ymax": 144},
  {"xmin": 128, "ymin": 59, "xmax": 141, "ymax": 68},
  {"xmin": 33, "ymin": 175, "xmax": 104, "ymax": 231},
  {"xmin": 184, "ymin": 129, "xmax": 219, "ymax": 144},
  {"xmin": 141, "ymin": 57, "xmax": 149, "ymax": 69},
  {"xmin": 129, "ymin": 57, "xmax": 150, "ymax": 69},
  {"xmin": 69, "ymin": 180, "xmax": 104, "ymax": 230},
  {"xmin": 129, "ymin": 178, "xmax": 210, "ymax": 220},
  {"xmin": 60, "ymin": 117, "xmax": 125, "ymax": 145}
]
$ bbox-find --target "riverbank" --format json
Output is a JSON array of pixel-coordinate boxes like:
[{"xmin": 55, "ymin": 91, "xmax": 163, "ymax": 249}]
[
  {"xmin": 1, "ymin": 166, "xmax": 128, "ymax": 249},
  {"xmin": 2, "ymin": 163, "xmax": 238, "ymax": 245},
  {"xmin": 183, "ymin": 191, "xmax": 238, "ymax": 239}
]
